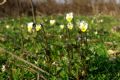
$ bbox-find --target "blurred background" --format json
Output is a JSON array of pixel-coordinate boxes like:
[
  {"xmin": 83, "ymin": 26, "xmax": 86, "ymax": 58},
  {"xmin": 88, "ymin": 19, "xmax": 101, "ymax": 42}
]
[{"xmin": 0, "ymin": 0, "xmax": 120, "ymax": 17}]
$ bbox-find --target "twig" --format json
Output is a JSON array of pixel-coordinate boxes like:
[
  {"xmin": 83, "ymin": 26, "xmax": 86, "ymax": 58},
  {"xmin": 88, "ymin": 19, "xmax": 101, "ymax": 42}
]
[
  {"xmin": 37, "ymin": 73, "xmax": 48, "ymax": 80},
  {"xmin": 29, "ymin": 0, "xmax": 36, "ymax": 23},
  {"xmin": 37, "ymin": 73, "xmax": 40, "ymax": 80},
  {"xmin": 15, "ymin": 64, "xmax": 37, "ymax": 73}
]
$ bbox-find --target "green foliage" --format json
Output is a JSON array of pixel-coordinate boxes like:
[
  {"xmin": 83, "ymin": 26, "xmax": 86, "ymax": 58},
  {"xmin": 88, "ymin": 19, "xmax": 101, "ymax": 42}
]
[{"xmin": 0, "ymin": 15, "xmax": 120, "ymax": 79}]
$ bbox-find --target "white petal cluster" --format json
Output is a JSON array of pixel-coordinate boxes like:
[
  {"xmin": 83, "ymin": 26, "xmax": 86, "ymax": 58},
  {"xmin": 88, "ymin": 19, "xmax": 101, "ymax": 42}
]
[
  {"xmin": 60, "ymin": 25, "xmax": 64, "ymax": 29},
  {"xmin": 79, "ymin": 21, "xmax": 88, "ymax": 32},
  {"xmin": 27, "ymin": 22, "xmax": 41, "ymax": 32},
  {"xmin": 67, "ymin": 23, "xmax": 73, "ymax": 30},
  {"xmin": 66, "ymin": 12, "xmax": 73, "ymax": 23},
  {"xmin": 27, "ymin": 22, "xmax": 33, "ymax": 33},
  {"xmin": 1, "ymin": 65, "xmax": 6, "ymax": 72},
  {"xmin": 50, "ymin": 20, "xmax": 56, "ymax": 26}
]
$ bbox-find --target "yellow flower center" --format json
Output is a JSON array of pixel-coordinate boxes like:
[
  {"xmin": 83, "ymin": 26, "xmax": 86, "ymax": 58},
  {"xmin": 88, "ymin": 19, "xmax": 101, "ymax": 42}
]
[{"xmin": 81, "ymin": 26, "xmax": 87, "ymax": 32}]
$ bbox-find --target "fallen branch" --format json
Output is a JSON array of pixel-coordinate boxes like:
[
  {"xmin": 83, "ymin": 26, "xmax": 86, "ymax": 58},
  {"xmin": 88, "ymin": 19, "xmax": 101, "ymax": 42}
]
[{"xmin": 0, "ymin": 47, "xmax": 50, "ymax": 76}]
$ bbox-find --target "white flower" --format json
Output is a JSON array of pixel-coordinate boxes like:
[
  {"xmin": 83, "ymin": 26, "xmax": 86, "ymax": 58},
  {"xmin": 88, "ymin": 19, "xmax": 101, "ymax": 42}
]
[
  {"xmin": 66, "ymin": 12, "xmax": 73, "ymax": 23},
  {"xmin": 50, "ymin": 20, "xmax": 56, "ymax": 25},
  {"xmin": 99, "ymin": 19, "xmax": 103, "ymax": 23},
  {"xmin": 79, "ymin": 21, "xmax": 88, "ymax": 32},
  {"xmin": 27, "ymin": 22, "xmax": 33, "ymax": 33},
  {"xmin": 6, "ymin": 25, "xmax": 10, "ymax": 29},
  {"xmin": 60, "ymin": 25, "xmax": 64, "ymax": 29},
  {"xmin": 67, "ymin": 23, "xmax": 73, "ymax": 30},
  {"xmin": 36, "ymin": 24, "xmax": 41, "ymax": 31},
  {"xmin": 94, "ymin": 31, "xmax": 98, "ymax": 35},
  {"xmin": 1, "ymin": 65, "xmax": 6, "ymax": 72},
  {"xmin": 59, "ymin": 35, "xmax": 62, "ymax": 39}
]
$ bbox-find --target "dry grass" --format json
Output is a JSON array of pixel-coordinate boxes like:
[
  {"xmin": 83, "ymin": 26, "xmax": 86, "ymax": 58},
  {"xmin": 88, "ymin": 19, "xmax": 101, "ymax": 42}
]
[{"xmin": 0, "ymin": 0, "xmax": 120, "ymax": 17}]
